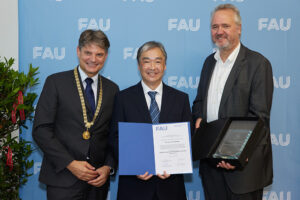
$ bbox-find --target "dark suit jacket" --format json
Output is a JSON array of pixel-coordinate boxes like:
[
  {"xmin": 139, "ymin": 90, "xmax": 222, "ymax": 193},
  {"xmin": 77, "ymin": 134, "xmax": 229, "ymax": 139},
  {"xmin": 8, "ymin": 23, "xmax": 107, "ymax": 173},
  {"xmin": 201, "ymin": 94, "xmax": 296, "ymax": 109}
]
[
  {"xmin": 110, "ymin": 82, "xmax": 192, "ymax": 200},
  {"xmin": 32, "ymin": 69, "xmax": 119, "ymax": 188},
  {"xmin": 192, "ymin": 44, "xmax": 273, "ymax": 194}
]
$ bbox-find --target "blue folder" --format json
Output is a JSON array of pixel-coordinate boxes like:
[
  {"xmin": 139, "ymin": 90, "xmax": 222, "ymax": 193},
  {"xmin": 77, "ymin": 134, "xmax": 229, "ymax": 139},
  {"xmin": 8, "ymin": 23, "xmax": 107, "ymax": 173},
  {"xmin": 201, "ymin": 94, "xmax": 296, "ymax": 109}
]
[{"xmin": 119, "ymin": 122, "xmax": 156, "ymax": 175}]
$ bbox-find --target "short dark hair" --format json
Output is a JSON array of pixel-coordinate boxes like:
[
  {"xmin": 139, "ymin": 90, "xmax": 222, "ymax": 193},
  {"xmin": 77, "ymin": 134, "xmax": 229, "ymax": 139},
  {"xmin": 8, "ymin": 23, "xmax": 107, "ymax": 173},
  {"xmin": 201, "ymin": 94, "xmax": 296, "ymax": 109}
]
[
  {"xmin": 137, "ymin": 41, "xmax": 167, "ymax": 64},
  {"xmin": 78, "ymin": 29, "xmax": 110, "ymax": 52}
]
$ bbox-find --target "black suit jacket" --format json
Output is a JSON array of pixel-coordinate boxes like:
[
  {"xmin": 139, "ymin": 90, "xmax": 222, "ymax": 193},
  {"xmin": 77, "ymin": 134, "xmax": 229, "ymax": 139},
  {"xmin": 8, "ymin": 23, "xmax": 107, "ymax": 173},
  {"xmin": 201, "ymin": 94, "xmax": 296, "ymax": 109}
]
[
  {"xmin": 110, "ymin": 82, "xmax": 192, "ymax": 200},
  {"xmin": 32, "ymin": 69, "xmax": 119, "ymax": 188},
  {"xmin": 192, "ymin": 44, "xmax": 273, "ymax": 194}
]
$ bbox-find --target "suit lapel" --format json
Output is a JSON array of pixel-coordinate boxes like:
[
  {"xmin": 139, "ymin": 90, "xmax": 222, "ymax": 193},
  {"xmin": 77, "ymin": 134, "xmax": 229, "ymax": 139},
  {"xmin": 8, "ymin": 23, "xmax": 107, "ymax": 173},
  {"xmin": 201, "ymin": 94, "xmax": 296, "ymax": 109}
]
[
  {"xmin": 203, "ymin": 58, "xmax": 217, "ymax": 120},
  {"xmin": 134, "ymin": 82, "xmax": 152, "ymax": 123},
  {"xmin": 71, "ymin": 70, "xmax": 85, "ymax": 125},
  {"xmin": 160, "ymin": 83, "xmax": 172, "ymax": 123},
  {"xmin": 94, "ymin": 75, "xmax": 103, "ymax": 122},
  {"xmin": 219, "ymin": 44, "xmax": 247, "ymax": 114}
]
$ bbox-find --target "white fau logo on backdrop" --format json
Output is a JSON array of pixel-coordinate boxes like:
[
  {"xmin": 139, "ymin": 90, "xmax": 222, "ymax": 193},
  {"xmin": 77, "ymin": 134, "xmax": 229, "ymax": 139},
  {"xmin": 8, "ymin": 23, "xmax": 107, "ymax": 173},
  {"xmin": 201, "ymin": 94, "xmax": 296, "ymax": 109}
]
[
  {"xmin": 168, "ymin": 76, "xmax": 199, "ymax": 89},
  {"xmin": 123, "ymin": 47, "xmax": 138, "ymax": 59},
  {"xmin": 258, "ymin": 18, "xmax": 291, "ymax": 31},
  {"xmin": 78, "ymin": 18, "xmax": 110, "ymax": 31},
  {"xmin": 34, "ymin": 162, "xmax": 41, "ymax": 175},
  {"xmin": 263, "ymin": 190, "xmax": 291, "ymax": 200},
  {"xmin": 168, "ymin": 19, "xmax": 200, "ymax": 31},
  {"xmin": 273, "ymin": 76, "xmax": 290, "ymax": 89},
  {"xmin": 271, "ymin": 133, "xmax": 290, "ymax": 146},
  {"xmin": 33, "ymin": 47, "xmax": 65, "ymax": 60}
]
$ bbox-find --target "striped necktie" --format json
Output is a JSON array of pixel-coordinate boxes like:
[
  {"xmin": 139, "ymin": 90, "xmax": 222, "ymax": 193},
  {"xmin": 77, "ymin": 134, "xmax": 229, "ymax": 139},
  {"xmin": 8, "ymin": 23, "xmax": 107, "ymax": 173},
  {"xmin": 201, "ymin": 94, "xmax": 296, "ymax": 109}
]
[{"xmin": 148, "ymin": 91, "xmax": 160, "ymax": 124}]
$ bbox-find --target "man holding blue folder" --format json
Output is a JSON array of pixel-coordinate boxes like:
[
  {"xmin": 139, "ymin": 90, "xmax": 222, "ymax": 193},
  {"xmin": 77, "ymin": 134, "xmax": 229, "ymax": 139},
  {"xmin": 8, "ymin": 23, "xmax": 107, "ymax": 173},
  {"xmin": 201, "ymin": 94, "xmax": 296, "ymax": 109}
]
[{"xmin": 110, "ymin": 41, "xmax": 192, "ymax": 200}]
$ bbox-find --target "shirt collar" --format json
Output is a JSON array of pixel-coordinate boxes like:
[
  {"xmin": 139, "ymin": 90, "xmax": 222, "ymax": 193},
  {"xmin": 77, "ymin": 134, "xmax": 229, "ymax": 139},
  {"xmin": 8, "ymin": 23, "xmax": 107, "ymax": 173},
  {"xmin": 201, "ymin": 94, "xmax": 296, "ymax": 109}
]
[
  {"xmin": 78, "ymin": 66, "xmax": 98, "ymax": 84},
  {"xmin": 214, "ymin": 42, "xmax": 241, "ymax": 64},
  {"xmin": 141, "ymin": 80, "xmax": 163, "ymax": 96}
]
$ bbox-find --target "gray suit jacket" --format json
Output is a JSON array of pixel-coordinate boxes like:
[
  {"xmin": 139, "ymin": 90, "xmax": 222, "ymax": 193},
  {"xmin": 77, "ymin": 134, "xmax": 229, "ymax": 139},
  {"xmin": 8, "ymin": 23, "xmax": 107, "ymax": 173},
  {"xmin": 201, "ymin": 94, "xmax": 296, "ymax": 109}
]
[
  {"xmin": 192, "ymin": 44, "xmax": 273, "ymax": 193},
  {"xmin": 33, "ymin": 68, "xmax": 119, "ymax": 187}
]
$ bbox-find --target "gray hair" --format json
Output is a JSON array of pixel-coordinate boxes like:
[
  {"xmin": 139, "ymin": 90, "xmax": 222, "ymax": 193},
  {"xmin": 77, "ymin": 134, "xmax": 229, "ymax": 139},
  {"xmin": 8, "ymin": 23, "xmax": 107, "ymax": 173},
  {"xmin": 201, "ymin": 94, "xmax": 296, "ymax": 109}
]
[
  {"xmin": 78, "ymin": 29, "xmax": 110, "ymax": 52},
  {"xmin": 211, "ymin": 4, "xmax": 242, "ymax": 26},
  {"xmin": 137, "ymin": 41, "xmax": 167, "ymax": 64}
]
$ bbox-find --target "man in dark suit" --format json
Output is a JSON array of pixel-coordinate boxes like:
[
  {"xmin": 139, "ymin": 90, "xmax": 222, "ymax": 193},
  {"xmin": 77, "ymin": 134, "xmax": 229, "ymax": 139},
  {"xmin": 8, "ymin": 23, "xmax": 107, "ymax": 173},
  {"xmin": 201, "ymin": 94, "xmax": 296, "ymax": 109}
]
[
  {"xmin": 192, "ymin": 4, "xmax": 273, "ymax": 200},
  {"xmin": 32, "ymin": 29, "xmax": 119, "ymax": 200},
  {"xmin": 110, "ymin": 41, "xmax": 192, "ymax": 200}
]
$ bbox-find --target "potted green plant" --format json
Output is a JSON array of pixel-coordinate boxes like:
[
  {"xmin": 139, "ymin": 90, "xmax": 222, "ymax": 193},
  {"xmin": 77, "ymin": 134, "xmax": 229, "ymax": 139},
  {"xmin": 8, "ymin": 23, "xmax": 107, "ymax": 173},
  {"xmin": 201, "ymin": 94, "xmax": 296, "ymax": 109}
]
[{"xmin": 0, "ymin": 57, "xmax": 39, "ymax": 200}]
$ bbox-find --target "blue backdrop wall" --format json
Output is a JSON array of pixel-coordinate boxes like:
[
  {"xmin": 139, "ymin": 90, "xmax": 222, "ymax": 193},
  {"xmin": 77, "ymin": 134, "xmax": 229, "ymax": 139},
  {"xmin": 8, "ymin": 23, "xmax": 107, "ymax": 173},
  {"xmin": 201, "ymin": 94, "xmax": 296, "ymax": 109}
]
[{"xmin": 18, "ymin": 0, "xmax": 298, "ymax": 200}]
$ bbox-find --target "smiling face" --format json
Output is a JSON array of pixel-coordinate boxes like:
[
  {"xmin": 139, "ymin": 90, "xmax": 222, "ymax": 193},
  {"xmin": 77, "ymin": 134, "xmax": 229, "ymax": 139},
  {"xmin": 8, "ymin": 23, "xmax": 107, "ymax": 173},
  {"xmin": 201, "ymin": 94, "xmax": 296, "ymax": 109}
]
[
  {"xmin": 211, "ymin": 9, "xmax": 241, "ymax": 53},
  {"xmin": 77, "ymin": 43, "xmax": 108, "ymax": 77},
  {"xmin": 138, "ymin": 47, "xmax": 166, "ymax": 90}
]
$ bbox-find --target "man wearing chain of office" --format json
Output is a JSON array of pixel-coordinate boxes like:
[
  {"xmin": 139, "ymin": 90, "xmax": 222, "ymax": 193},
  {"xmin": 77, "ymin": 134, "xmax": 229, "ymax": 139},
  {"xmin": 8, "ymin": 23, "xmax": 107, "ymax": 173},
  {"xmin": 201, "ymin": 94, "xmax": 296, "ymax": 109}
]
[{"xmin": 33, "ymin": 29, "xmax": 119, "ymax": 200}]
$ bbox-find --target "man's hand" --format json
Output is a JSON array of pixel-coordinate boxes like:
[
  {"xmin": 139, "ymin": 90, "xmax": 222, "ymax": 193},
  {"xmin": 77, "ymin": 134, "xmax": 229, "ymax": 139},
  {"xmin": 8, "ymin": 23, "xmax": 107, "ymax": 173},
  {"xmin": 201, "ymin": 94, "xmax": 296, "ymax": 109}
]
[
  {"xmin": 217, "ymin": 158, "xmax": 249, "ymax": 170},
  {"xmin": 195, "ymin": 118, "xmax": 202, "ymax": 129},
  {"xmin": 67, "ymin": 160, "xmax": 98, "ymax": 181},
  {"xmin": 217, "ymin": 161, "xmax": 235, "ymax": 170},
  {"xmin": 157, "ymin": 171, "xmax": 170, "ymax": 180},
  {"xmin": 88, "ymin": 165, "xmax": 110, "ymax": 187},
  {"xmin": 137, "ymin": 171, "xmax": 153, "ymax": 181}
]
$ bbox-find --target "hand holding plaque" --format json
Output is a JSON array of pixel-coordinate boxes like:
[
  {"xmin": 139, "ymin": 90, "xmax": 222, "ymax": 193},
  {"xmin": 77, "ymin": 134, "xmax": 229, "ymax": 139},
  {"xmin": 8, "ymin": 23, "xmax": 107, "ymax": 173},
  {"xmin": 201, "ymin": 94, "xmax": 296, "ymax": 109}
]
[{"xmin": 192, "ymin": 117, "xmax": 264, "ymax": 168}]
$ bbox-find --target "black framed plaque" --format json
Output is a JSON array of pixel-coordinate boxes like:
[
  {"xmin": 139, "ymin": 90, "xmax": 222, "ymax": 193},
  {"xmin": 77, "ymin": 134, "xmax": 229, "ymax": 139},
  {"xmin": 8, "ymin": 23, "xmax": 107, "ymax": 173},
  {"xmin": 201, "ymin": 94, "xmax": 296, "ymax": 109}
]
[{"xmin": 192, "ymin": 117, "xmax": 264, "ymax": 168}]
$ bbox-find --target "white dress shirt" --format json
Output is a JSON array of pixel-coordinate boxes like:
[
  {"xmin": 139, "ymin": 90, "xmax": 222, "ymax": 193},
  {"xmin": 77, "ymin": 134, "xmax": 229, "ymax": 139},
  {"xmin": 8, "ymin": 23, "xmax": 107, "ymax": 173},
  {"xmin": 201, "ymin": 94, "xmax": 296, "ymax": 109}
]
[
  {"xmin": 78, "ymin": 66, "xmax": 98, "ymax": 105},
  {"xmin": 141, "ymin": 80, "xmax": 163, "ymax": 111},
  {"xmin": 206, "ymin": 43, "xmax": 241, "ymax": 123}
]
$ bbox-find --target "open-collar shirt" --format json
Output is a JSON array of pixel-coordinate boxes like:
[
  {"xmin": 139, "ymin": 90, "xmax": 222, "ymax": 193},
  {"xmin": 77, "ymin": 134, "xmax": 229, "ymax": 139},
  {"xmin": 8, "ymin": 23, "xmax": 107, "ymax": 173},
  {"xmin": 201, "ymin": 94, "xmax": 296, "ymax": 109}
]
[{"xmin": 206, "ymin": 43, "xmax": 241, "ymax": 123}]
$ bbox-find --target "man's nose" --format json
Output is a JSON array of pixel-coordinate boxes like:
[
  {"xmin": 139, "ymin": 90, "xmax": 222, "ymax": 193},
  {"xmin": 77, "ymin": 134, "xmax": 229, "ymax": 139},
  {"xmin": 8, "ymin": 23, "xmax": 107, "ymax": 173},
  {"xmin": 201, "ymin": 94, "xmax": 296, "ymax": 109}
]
[
  {"xmin": 90, "ymin": 54, "xmax": 96, "ymax": 62},
  {"xmin": 150, "ymin": 61, "xmax": 156, "ymax": 69},
  {"xmin": 216, "ymin": 27, "xmax": 224, "ymax": 34}
]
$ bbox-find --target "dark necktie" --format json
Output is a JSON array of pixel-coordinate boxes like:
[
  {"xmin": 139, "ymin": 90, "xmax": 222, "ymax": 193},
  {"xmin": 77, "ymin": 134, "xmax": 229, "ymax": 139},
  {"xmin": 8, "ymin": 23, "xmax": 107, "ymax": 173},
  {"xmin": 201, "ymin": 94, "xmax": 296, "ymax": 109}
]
[
  {"xmin": 85, "ymin": 78, "xmax": 95, "ymax": 115},
  {"xmin": 148, "ymin": 91, "xmax": 160, "ymax": 124}
]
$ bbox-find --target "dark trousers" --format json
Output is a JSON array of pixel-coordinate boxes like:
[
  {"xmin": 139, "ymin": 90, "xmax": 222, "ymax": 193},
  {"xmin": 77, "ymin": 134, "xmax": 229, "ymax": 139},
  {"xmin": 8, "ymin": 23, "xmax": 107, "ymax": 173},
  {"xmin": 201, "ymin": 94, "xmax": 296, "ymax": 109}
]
[
  {"xmin": 47, "ymin": 180, "xmax": 108, "ymax": 200},
  {"xmin": 117, "ymin": 175, "xmax": 187, "ymax": 200},
  {"xmin": 200, "ymin": 162, "xmax": 263, "ymax": 200}
]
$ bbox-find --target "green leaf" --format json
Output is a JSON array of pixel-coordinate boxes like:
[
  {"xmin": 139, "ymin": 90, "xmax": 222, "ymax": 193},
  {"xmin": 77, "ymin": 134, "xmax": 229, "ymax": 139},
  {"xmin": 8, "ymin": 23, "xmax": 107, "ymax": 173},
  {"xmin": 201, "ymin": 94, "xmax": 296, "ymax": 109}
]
[{"xmin": 0, "ymin": 57, "xmax": 38, "ymax": 199}]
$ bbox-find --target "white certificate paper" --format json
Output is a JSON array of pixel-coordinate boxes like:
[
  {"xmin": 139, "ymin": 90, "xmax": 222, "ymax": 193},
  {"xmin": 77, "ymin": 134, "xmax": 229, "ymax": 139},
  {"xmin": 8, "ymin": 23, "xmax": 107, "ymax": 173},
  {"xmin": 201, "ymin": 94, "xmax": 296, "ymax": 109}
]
[{"xmin": 152, "ymin": 122, "xmax": 193, "ymax": 174}]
